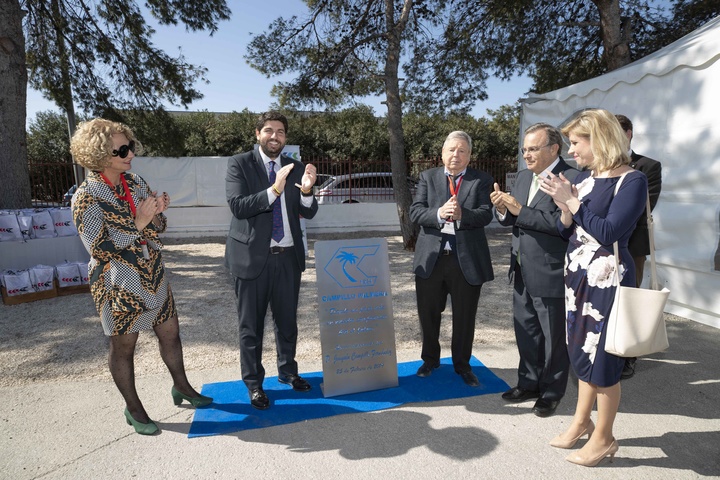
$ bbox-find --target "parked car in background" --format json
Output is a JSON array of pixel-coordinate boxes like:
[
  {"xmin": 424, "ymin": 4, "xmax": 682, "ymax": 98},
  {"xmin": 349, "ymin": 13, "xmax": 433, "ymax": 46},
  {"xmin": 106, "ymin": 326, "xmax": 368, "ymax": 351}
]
[
  {"xmin": 313, "ymin": 173, "xmax": 333, "ymax": 193},
  {"xmin": 315, "ymin": 172, "xmax": 418, "ymax": 204},
  {"xmin": 62, "ymin": 185, "xmax": 77, "ymax": 206}
]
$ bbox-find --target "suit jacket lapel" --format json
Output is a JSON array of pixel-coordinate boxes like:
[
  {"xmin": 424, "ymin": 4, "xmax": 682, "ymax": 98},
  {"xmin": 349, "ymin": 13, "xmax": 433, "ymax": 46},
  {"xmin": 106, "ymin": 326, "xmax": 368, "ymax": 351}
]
[
  {"xmin": 253, "ymin": 149, "xmax": 271, "ymax": 187},
  {"xmin": 516, "ymin": 170, "xmax": 532, "ymax": 206},
  {"xmin": 434, "ymin": 169, "xmax": 448, "ymax": 203},
  {"xmin": 456, "ymin": 170, "xmax": 472, "ymax": 206}
]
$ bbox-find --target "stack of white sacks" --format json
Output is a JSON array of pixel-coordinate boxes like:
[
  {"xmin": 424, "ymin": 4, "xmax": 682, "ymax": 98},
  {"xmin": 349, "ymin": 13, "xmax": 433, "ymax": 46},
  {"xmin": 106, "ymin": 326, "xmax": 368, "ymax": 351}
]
[
  {"xmin": 0, "ymin": 207, "xmax": 77, "ymax": 241},
  {"xmin": 0, "ymin": 207, "xmax": 88, "ymax": 298}
]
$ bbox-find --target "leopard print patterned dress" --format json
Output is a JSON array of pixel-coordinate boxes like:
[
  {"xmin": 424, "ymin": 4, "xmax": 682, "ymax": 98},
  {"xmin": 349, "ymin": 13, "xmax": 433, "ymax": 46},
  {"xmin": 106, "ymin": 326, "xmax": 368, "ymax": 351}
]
[{"xmin": 72, "ymin": 171, "xmax": 176, "ymax": 335}]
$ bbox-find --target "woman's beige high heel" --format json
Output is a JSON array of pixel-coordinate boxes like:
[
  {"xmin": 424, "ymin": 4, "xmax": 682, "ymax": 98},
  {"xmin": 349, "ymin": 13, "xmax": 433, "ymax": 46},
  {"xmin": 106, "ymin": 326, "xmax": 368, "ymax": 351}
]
[
  {"xmin": 565, "ymin": 438, "xmax": 619, "ymax": 467},
  {"xmin": 549, "ymin": 420, "xmax": 595, "ymax": 449}
]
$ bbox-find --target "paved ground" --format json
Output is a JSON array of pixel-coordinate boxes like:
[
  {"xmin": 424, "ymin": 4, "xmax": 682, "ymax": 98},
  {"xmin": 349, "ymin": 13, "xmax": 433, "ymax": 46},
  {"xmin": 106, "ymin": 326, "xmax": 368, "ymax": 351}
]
[{"xmin": 1, "ymin": 231, "xmax": 719, "ymax": 479}]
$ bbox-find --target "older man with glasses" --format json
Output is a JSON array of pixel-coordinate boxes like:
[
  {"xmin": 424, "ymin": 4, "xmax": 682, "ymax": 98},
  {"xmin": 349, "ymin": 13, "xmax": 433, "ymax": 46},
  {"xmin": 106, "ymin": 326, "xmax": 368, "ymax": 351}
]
[{"xmin": 490, "ymin": 123, "xmax": 579, "ymax": 417}]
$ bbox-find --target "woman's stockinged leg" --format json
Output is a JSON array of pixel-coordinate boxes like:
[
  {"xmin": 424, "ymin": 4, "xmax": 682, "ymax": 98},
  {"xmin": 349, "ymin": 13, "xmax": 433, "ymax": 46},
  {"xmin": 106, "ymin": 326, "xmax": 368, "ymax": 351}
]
[
  {"xmin": 109, "ymin": 332, "xmax": 149, "ymax": 423},
  {"xmin": 553, "ymin": 379, "xmax": 597, "ymax": 443},
  {"xmin": 154, "ymin": 315, "xmax": 199, "ymax": 397},
  {"xmin": 570, "ymin": 382, "xmax": 621, "ymax": 461},
  {"xmin": 593, "ymin": 382, "xmax": 621, "ymax": 444}
]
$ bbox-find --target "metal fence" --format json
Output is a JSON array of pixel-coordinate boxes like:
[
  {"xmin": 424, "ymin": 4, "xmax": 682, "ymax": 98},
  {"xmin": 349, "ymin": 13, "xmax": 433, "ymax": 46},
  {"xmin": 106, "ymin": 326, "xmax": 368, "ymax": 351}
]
[
  {"xmin": 29, "ymin": 159, "xmax": 77, "ymax": 207},
  {"xmin": 28, "ymin": 156, "xmax": 517, "ymax": 207}
]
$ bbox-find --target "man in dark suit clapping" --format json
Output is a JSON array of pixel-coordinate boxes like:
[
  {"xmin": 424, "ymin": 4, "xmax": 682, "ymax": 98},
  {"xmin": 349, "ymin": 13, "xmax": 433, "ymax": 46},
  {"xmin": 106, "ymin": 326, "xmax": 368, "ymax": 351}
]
[
  {"xmin": 410, "ymin": 131, "xmax": 495, "ymax": 387},
  {"xmin": 615, "ymin": 114, "xmax": 663, "ymax": 380},
  {"xmin": 491, "ymin": 123, "xmax": 578, "ymax": 417},
  {"xmin": 225, "ymin": 111, "xmax": 319, "ymax": 410}
]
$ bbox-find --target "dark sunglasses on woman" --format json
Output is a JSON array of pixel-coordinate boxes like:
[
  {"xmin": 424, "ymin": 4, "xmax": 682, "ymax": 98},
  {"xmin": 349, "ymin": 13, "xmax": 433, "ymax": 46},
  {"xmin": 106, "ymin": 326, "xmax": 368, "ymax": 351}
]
[{"xmin": 112, "ymin": 140, "xmax": 135, "ymax": 159}]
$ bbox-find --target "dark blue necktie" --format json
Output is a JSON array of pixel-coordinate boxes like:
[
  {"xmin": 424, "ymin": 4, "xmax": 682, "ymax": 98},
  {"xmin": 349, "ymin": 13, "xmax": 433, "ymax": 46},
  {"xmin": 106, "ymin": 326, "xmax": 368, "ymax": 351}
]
[{"xmin": 268, "ymin": 161, "xmax": 284, "ymax": 242}]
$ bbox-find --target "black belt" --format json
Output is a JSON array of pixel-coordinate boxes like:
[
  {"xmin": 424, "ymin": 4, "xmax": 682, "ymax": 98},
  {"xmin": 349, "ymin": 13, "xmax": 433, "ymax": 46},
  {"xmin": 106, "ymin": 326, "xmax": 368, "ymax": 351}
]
[
  {"xmin": 442, "ymin": 249, "xmax": 454, "ymax": 256},
  {"xmin": 270, "ymin": 246, "xmax": 292, "ymax": 254}
]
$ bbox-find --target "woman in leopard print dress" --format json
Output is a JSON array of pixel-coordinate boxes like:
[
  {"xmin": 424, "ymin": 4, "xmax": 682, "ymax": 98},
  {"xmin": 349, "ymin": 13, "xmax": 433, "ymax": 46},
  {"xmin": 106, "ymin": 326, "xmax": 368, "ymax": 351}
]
[{"xmin": 70, "ymin": 119, "xmax": 211, "ymax": 435}]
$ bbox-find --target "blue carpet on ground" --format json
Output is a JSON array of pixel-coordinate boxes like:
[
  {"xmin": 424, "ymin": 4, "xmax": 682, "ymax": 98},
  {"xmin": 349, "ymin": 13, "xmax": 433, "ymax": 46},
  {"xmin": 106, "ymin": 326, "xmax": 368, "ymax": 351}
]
[{"xmin": 188, "ymin": 356, "xmax": 509, "ymax": 437}]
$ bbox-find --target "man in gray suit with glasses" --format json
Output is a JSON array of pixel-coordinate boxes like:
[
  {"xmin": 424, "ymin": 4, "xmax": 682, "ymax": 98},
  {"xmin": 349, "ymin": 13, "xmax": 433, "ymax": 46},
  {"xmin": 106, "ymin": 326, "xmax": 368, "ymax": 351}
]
[{"xmin": 491, "ymin": 123, "xmax": 578, "ymax": 417}]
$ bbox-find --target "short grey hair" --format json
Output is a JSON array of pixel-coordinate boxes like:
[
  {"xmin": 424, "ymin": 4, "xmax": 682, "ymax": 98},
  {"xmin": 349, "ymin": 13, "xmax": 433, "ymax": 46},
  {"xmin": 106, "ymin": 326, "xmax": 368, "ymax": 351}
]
[
  {"xmin": 524, "ymin": 123, "xmax": 563, "ymax": 150},
  {"xmin": 443, "ymin": 131, "xmax": 473, "ymax": 152}
]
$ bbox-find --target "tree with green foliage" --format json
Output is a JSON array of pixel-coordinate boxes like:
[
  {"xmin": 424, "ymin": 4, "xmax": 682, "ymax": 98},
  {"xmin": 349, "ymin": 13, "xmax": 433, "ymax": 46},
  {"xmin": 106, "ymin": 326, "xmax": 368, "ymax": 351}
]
[
  {"xmin": 409, "ymin": 0, "xmax": 718, "ymax": 97},
  {"xmin": 247, "ymin": 0, "xmax": 454, "ymax": 249},
  {"xmin": 173, "ymin": 110, "xmax": 258, "ymax": 157},
  {"xmin": 288, "ymin": 106, "xmax": 390, "ymax": 160},
  {"xmin": 25, "ymin": 111, "xmax": 79, "ymax": 204},
  {"xmin": 244, "ymin": 0, "xmax": 718, "ymax": 248},
  {"xmin": 1, "ymin": 0, "xmax": 231, "ymax": 208},
  {"xmin": 26, "ymin": 111, "xmax": 75, "ymax": 164}
]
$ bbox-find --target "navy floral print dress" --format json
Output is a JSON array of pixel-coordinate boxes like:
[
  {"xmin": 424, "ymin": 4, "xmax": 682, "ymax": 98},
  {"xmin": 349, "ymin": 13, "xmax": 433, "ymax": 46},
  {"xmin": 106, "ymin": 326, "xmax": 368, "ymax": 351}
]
[{"xmin": 560, "ymin": 170, "xmax": 647, "ymax": 387}]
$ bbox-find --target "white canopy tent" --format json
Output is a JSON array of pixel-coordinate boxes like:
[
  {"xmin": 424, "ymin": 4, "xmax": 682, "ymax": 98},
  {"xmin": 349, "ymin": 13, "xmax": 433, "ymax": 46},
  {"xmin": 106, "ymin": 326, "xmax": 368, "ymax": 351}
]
[{"xmin": 520, "ymin": 16, "xmax": 720, "ymax": 329}]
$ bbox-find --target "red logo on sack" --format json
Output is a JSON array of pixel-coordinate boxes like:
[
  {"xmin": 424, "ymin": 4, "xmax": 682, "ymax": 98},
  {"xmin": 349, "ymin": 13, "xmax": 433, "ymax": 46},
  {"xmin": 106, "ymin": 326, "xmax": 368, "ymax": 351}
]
[
  {"xmin": 62, "ymin": 277, "xmax": 81, "ymax": 282},
  {"xmin": 55, "ymin": 222, "xmax": 72, "ymax": 227},
  {"xmin": 36, "ymin": 281, "xmax": 52, "ymax": 288},
  {"xmin": 0, "ymin": 228, "xmax": 13, "ymax": 233},
  {"xmin": 33, "ymin": 225, "xmax": 48, "ymax": 230},
  {"xmin": 8, "ymin": 287, "xmax": 29, "ymax": 294}
]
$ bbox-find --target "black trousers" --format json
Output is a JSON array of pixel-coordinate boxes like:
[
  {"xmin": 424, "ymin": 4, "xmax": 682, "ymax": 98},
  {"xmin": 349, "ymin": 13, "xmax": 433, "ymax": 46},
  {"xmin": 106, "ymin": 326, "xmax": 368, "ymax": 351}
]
[
  {"xmin": 415, "ymin": 253, "xmax": 482, "ymax": 373},
  {"xmin": 233, "ymin": 250, "xmax": 301, "ymax": 390},
  {"xmin": 512, "ymin": 263, "xmax": 569, "ymax": 400}
]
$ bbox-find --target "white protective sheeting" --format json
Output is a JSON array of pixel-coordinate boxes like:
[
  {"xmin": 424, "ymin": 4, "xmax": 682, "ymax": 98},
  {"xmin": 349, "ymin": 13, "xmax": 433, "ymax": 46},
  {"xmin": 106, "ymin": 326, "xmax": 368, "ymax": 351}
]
[
  {"xmin": 520, "ymin": 16, "xmax": 720, "ymax": 328},
  {"xmin": 131, "ymin": 157, "xmax": 218, "ymax": 206},
  {"xmin": 126, "ymin": 147, "xmax": 413, "ymax": 237},
  {"xmin": 130, "ymin": 146, "xmax": 302, "ymax": 207}
]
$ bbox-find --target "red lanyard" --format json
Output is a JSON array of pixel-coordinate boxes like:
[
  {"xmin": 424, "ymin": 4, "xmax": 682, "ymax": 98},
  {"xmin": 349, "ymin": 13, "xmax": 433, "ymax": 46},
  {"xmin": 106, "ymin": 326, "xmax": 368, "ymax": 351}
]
[
  {"xmin": 99, "ymin": 173, "xmax": 137, "ymax": 217},
  {"xmin": 448, "ymin": 174, "xmax": 463, "ymax": 196},
  {"xmin": 99, "ymin": 173, "xmax": 147, "ymax": 247}
]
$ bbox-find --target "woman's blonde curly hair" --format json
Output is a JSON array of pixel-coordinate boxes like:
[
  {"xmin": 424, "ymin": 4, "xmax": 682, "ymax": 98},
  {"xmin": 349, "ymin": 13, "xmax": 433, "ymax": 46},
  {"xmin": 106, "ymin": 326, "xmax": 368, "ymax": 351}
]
[{"xmin": 69, "ymin": 118, "xmax": 143, "ymax": 171}]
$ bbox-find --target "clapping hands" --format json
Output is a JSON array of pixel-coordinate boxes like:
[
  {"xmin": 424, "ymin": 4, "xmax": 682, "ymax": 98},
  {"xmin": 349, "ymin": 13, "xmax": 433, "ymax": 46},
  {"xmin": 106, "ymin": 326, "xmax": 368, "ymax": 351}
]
[{"xmin": 491, "ymin": 183, "xmax": 522, "ymax": 216}]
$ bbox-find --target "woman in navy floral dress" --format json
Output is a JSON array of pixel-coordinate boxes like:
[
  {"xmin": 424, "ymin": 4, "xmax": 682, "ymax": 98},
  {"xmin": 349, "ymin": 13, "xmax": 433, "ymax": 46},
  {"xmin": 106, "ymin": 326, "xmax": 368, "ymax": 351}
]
[{"xmin": 540, "ymin": 109, "xmax": 646, "ymax": 467}]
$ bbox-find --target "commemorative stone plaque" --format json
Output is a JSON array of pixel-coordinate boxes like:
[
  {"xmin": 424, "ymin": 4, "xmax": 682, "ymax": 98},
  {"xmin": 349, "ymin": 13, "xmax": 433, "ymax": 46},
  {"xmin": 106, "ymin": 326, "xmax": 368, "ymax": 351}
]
[{"xmin": 314, "ymin": 238, "xmax": 399, "ymax": 397}]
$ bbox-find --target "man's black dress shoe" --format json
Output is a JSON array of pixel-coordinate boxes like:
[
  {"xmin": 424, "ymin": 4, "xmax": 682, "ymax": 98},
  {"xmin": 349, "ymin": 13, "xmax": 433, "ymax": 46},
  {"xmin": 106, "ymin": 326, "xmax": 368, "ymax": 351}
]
[
  {"xmin": 278, "ymin": 374, "xmax": 312, "ymax": 392},
  {"xmin": 250, "ymin": 388, "xmax": 270, "ymax": 410},
  {"xmin": 621, "ymin": 357, "xmax": 636, "ymax": 380},
  {"xmin": 532, "ymin": 397, "xmax": 560, "ymax": 417},
  {"xmin": 459, "ymin": 371, "xmax": 480, "ymax": 387},
  {"xmin": 416, "ymin": 361, "xmax": 440, "ymax": 377},
  {"xmin": 501, "ymin": 386, "xmax": 540, "ymax": 403}
]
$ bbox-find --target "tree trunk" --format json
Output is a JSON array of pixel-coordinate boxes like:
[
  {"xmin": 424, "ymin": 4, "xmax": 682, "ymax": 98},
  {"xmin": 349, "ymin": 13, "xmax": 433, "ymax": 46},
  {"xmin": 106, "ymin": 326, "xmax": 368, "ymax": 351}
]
[
  {"xmin": 50, "ymin": 0, "xmax": 84, "ymax": 186},
  {"xmin": 0, "ymin": 0, "xmax": 30, "ymax": 209},
  {"xmin": 384, "ymin": 0, "xmax": 418, "ymax": 250},
  {"xmin": 593, "ymin": 0, "xmax": 632, "ymax": 70}
]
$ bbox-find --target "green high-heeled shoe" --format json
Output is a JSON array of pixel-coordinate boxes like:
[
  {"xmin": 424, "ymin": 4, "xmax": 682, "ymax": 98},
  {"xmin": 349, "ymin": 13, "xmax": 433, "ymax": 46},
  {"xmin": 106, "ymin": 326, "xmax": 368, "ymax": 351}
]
[
  {"xmin": 171, "ymin": 386, "xmax": 213, "ymax": 408},
  {"xmin": 124, "ymin": 408, "xmax": 159, "ymax": 435}
]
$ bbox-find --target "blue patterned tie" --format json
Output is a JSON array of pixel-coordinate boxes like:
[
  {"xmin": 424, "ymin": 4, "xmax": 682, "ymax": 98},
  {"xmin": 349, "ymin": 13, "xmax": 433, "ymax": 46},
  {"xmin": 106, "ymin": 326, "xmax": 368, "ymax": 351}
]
[{"xmin": 268, "ymin": 161, "xmax": 284, "ymax": 242}]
